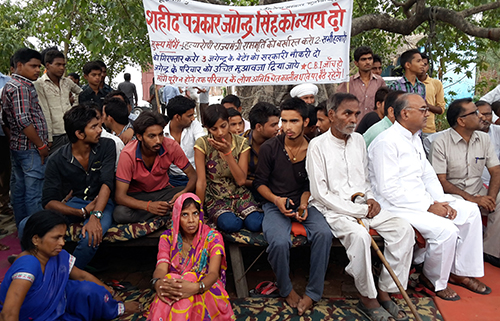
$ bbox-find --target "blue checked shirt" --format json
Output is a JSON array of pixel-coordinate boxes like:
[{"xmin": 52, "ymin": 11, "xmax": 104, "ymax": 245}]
[{"xmin": 389, "ymin": 76, "xmax": 426, "ymax": 100}]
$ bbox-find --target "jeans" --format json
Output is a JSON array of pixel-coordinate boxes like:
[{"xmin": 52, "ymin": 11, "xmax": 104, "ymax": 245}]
[
  {"xmin": 10, "ymin": 149, "xmax": 45, "ymax": 227},
  {"xmin": 19, "ymin": 197, "xmax": 114, "ymax": 269},
  {"xmin": 262, "ymin": 203, "xmax": 332, "ymax": 301},
  {"xmin": 217, "ymin": 211, "xmax": 264, "ymax": 233}
]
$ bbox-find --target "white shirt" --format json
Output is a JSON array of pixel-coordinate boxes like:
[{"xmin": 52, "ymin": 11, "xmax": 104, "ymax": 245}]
[
  {"xmin": 368, "ymin": 121, "xmax": 453, "ymax": 213},
  {"xmin": 100, "ymin": 129, "xmax": 125, "ymax": 170},
  {"xmin": 306, "ymin": 130, "xmax": 373, "ymax": 218},
  {"xmin": 164, "ymin": 119, "xmax": 205, "ymax": 175},
  {"xmin": 243, "ymin": 119, "xmax": 251, "ymax": 132},
  {"xmin": 480, "ymin": 84, "xmax": 500, "ymax": 123},
  {"xmin": 482, "ymin": 124, "xmax": 500, "ymax": 185}
]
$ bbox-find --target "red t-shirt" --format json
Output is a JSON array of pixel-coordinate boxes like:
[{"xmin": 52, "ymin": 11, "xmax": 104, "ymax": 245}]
[{"xmin": 116, "ymin": 138, "xmax": 190, "ymax": 193}]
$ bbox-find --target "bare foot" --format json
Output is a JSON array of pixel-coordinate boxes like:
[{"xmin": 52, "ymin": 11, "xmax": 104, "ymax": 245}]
[
  {"xmin": 285, "ymin": 289, "xmax": 301, "ymax": 308},
  {"xmin": 124, "ymin": 301, "xmax": 141, "ymax": 313},
  {"xmin": 297, "ymin": 294, "xmax": 314, "ymax": 315}
]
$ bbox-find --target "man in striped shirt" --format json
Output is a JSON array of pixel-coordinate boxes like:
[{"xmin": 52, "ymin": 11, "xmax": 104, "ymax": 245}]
[{"xmin": 1, "ymin": 48, "xmax": 47, "ymax": 227}]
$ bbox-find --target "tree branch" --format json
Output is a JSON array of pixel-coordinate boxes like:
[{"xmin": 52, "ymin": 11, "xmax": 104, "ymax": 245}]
[
  {"xmin": 460, "ymin": 1, "xmax": 500, "ymax": 18},
  {"xmin": 391, "ymin": 0, "xmax": 417, "ymax": 18},
  {"xmin": 352, "ymin": 5, "xmax": 500, "ymax": 42}
]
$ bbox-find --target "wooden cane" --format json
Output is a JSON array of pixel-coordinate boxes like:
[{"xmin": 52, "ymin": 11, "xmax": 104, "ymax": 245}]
[{"xmin": 351, "ymin": 193, "xmax": 423, "ymax": 321}]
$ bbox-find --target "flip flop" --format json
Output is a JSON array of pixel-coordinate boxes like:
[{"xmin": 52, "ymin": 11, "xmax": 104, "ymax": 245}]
[
  {"xmin": 449, "ymin": 277, "xmax": 492, "ymax": 295},
  {"xmin": 356, "ymin": 301, "xmax": 395, "ymax": 321},
  {"xmin": 0, "ymin": 243, "xmax": 9, "ymax": 251},
  {"xmin": 380, "ymin": 300, "xmax": 409, "ymax": 321},
  {"xmin": 249, "ymin": 281, "xmax": 280, "ymax": 298}
]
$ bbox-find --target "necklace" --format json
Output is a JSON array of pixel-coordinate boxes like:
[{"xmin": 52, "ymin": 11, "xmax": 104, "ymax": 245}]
[{"xmin": 285, "ymin": 137, "xmax": 304, "ymax": 162}]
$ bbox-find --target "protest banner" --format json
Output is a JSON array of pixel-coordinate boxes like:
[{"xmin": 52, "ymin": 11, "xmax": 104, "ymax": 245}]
[{"xmin": 143, "ymin": 0, "xmax": 353, "ymax": 86}]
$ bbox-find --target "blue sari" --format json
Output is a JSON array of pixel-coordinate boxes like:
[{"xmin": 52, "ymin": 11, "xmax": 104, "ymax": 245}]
[{"xmin": 0, "ymin": 250, "xmax": 124, "ymax": 321}]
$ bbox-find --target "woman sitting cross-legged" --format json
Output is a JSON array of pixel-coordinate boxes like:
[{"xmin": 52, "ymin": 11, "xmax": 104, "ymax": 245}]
[
  {"xmin": 147, "ymin": 193, "xmax": 235, "ymax": 320},
  {"xmin": 0, "ymin": 210, "xmax": 139, "ymax": 321},
  {"xmin": 194, "ymin": 104, "xmax": 263, "ymax": 233}
]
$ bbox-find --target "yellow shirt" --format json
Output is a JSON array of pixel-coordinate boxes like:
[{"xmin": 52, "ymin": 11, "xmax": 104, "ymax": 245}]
[{"xmin": 422, "ymin": 76, "xmax": 445, "ymax": 133}]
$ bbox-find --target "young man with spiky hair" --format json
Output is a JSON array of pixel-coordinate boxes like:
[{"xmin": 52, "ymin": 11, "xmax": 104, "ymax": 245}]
[
  {"xmin": 35, "ymin": 49, "xmax": 82, "ymax": 154},
  {"xmin": 1, "ymin": 48, "xmax": 47, "ymax": 227}
]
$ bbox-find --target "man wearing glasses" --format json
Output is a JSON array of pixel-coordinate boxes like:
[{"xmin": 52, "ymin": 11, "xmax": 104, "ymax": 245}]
[
  {"xmin": 430, "ymin": 98, "xmax": 500, "ymax": 269},
  {"xmin": 368, "ymin": 94, "xmax": 489, "ymax": 301}
]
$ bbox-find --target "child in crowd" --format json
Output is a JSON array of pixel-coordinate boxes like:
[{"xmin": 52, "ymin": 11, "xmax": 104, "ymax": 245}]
[
  {"xmin": 194, "ymin": 104, "xmax": 263, "ymax": 233},
  {"xmin": 227, "ymin": 108, "xmax": 245, "ymax": 135}
]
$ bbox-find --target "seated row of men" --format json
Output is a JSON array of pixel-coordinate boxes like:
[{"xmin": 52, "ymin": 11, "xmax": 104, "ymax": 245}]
[{"xmin": 18, "ymin": 87, "xmax": 496, "ymax": 319}]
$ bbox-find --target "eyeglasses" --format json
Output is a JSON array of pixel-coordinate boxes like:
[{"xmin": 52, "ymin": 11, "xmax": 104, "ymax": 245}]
[
  {"xmin": 405, "ymin": 107, "xmax": 429, "ymax": 114},
  {"xmin": 459, "ymin": 109, "xmax": 480, "ymax": 118}
]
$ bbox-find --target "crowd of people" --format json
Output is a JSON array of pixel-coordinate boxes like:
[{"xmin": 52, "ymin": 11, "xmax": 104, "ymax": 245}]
[{"xmin": 0, "ymin": 44, "xmax": 499, "ymax": 321}]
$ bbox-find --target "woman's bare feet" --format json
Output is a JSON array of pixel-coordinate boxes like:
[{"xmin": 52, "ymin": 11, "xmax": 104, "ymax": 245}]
[
  {"xmin": 297, "ymin": 295, "xmax": 314, "ymax": 315},
  {"xmin": 285, "ymin": 289, "xmax": 301, "ymax": 308}
]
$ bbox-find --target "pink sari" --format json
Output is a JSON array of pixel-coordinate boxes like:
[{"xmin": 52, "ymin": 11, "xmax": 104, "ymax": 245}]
[{"xmin": 147, "ymin": 193, "xmax": 235, "ymax": 320}]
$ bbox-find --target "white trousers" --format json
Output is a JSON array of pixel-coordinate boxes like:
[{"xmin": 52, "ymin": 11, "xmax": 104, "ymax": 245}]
[
  {"xmin": 389, "ymin": 198, "xmax": 484, "ymax": 291},
  {"xmin": 321, "ymin": 208, "xmax": 415, "ymax": 299}
]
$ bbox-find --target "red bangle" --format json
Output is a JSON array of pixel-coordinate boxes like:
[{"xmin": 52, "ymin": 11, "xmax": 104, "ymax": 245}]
[
  {"xmin": 147, "ymin": 200, "xmax": 151, "ymax": 212},
  {"xmin": 223, "ymin": 150, "xmax": 232, "ymax": 156},
  {"xmin": 37, "ymin": 144, "xmax": 47, "ymax": 150}
]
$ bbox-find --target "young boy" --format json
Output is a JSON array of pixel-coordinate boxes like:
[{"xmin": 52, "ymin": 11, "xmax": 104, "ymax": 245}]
[
  {"xmin": 228, "ymin": 108, "xmax": 245, "ymax": 135},
  {"xmin": 79, "ymin": 61, "xmax": 112, "ymax": 109}
]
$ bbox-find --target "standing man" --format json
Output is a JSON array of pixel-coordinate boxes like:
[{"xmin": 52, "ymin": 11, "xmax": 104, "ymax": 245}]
[
  {"xmin": 195, "ymin": 86, "xmax": 210, "ymax": 119},
  {"xmin": 117, "ymin": 73, "xmax": 138, "ymax": 107},
  {"xmin": 164, "ymin": 95, "xmax": 204, "ymax": 187},
  {"xmin": 290, "ymin": 83, "xmax": 318, "ymax": 105},
  {"xmin": 39, "ymin": 105, "xmax": 116, "ymax": 269},
  {"xmin": 372, "ymin": 54, "xmax": 383, "ymax": 76},
  {"xmin": 307, "ymin": 93, "xmax": 413, "ymax": 321},
  {"xmin": 254, "ymin": 98, "xmax": 332, "ymax": 315},
  {"xmin": 430, "ymin": 98, "xmax": 500, "ymax": 269},
  {"xmin": 0, "ymin": 70, "xmax": 11, "ymax": 217},
  {"xmin": 242, "ymin": 102, "xmax": 280, "ymax": 200},
  {"xmin": 368, "ymin": 93, "xmax": 489, "ymax": 301},
  {"xmin": 79, "ymin": 61, "xmax": 111, "ymax": 110},
  {"xmin": 1, "ymin": 48, "xmax": 47, "ymax": 227},
  {"xmin": 35, "ymin": 49, "xmax": 82, "ymax": 154},
  {"xmin": 337, "ymin": 46, "xmax": 386, "ymax": 121},
  {"xmin": 113, "ymin": 111, "xmax": 197, "ymax": 223},
  {"xmin": 417, "ymin": 53, "xmax": 445, "ymax": 140}
]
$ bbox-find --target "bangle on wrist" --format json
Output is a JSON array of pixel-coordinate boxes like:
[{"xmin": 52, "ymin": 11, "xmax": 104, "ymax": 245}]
[
  {"xmin": 223, "ymin": 150, "xmax": 232, "ymax": 156},
  {"xmin": 199, "ymin": 280, "xmax": 206, "ymax": 294},
  {"xmin": 80, "ymin": 208, "xmax": 87, "ymax": 219},
  {"xmin": 147, "ymin": 200, "xmax": 151, "ymax": 212},
  {"xmin": 37, "ymin": 144, "xmax": 47, "ymax": 151}
]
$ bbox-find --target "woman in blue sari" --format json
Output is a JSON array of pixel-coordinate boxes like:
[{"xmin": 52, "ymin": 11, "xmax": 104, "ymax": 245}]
[{"xmin": 0, "ymin": 210, "xmax": 140, "ymax": 321}]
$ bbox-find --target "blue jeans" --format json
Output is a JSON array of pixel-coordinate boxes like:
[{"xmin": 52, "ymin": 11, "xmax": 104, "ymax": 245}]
[
  {"xmin": 19, "ymin": 197, "xmax": 114, "ymax": 269},
  {"xmin": 217, "ymin": 211, "xmax": 264, "ymax": 233},
  {"xmin": 10, "ymin": 149, "xmax": 45, "ymax": 227},
  {"xmin": 262, "ymin": 203, "xmax": 332, "ymax": 301}
]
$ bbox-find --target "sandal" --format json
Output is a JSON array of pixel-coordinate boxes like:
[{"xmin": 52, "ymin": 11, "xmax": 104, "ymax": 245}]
[
  {"xmin": 380, "ymin": 300, "xmax": 409, "ymax": 321},
  {"xmin": 249, "ymin": 281, "xmax": 280, "ymax": 298},
  {"xmin": 356, "ymin": 301, "xmax": 395, "ymax": 321},
  {"xmin": 449, "ymin": 277, "xmax": 491, "ymax": 295},
  {"xmin": 420, "ymin": 274, "xmax": 460, "ymax": 301}
]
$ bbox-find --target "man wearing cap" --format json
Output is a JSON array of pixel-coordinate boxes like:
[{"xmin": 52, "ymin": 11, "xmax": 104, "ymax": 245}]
[{"xmin": 290, "ymin": 84, "xmax": 318, "ymax": 105}]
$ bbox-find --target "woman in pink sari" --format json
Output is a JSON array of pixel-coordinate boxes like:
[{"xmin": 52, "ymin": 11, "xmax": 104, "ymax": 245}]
[{"xmin": 147, "ymin": 193, "xmax": 235, "ymax": 320}]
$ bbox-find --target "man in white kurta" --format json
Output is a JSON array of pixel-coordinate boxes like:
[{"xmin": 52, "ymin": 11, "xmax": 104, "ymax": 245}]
[
  {"xmin": 368, "ymin": 93, "xmax": 488, "ymax": 301},
  {"xmin": 307, "ymin": 93, "xmax": 414, "ymax": 320}
]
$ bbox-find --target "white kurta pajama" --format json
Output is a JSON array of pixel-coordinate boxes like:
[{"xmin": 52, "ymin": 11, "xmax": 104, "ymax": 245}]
[
  {"xmin": 368, "ymin": 122, "xmax": 484, "ymax": 291},
  {"xmin": 307, "ymin": 131, "xmax": 414, "ymax": 299}
]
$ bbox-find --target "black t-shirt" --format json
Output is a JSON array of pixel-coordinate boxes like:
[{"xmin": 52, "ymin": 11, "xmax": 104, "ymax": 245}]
[{"xmin": 356, "ymin": 111, "xmax": 382, "ymax": 134}]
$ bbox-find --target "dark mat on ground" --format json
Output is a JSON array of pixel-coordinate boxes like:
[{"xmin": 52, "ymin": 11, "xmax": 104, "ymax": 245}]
[{"xmin": 114, "ymin": 289, "xmax": 443, "ymax": 321}]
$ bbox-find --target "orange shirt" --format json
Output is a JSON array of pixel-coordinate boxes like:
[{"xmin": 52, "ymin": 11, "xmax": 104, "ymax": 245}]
[{"xmin": 422, "ymin": 76, "xmax": 445, "ymax": 133}]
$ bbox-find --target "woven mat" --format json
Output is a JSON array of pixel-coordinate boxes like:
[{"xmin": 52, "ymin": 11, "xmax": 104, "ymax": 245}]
[{"xmin": 114, "ymin": 289, "xmax": 442, "ymax": 321}]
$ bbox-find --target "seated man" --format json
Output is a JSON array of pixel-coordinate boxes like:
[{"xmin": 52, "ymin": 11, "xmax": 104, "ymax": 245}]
[
  {"xmin": 476, "ymin": 101, "xmax": 500, "ymax": 186},
  {"xmin": 355, "ymin": 87, "xmax": 389, "ymax": 135},
  {"xmin": 221, "ymin": 94, "xmax": 250, "ymax": 131},
  {"xmin": 164, "ymin": 95, "xmax": 204, "ymax": 187},
  {"xmin": 315, "ymin": 101, "xmax": 331, "ymax": 134},
  {"xmin": 254, "ymin": 98, "xmax": 332, "ymax": 315},
  {"xmin": 430, "ymin": 98, "xmax": 500, "ymax": 268},
  {"xmin": 363, "ymin": 90, "xmax": 404, "ymax": 147},
  {"xmin": 113, "ymin": 111, "xmax": 196, "ymax": 224},
  {"xmin": 304, "ymin": 104, "xmax": 318, "ymax": 140},
  {"xmin": 39, "ymin": 105, "xmax": 115, "ymax": 269},
  {"xmin": 227, "ymin": 108, "xmax": 245, "ymax": 135},
  {"xmin": 243, "ymin": 102, "xmax": 280, "ymax": 201},
  {"xmin": 368, "ymin": 93, "xmax": 490, "ymax": 301},
  {"xmin": 102, "ymin": 97, "xmax": 134, "ymax": 144},
  {"xmin": 307, "ymin": 93, "xmax": 414, "ymax": 321},
  {"xmin": 290, "ymin": 83, "xmax": 318, "ymax": 105}
]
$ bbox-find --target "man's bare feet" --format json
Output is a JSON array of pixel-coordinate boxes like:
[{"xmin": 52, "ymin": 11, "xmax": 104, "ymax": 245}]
[
  {"xmin": 124, "ymin": 301, "xmax": 142, "ymax": 313},
  {"xmin": 297, "ymin": 294, "xmax": 314, "ymax": 315},
  {"xmin": 285, "ymin": 289, "xmax": 301, "ymax": 308}
]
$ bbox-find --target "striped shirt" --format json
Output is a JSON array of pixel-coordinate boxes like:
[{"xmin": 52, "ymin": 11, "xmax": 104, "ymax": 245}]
[
  {"xmin": 1, "ymin": 74, "xmax": 48, "ymax": 150},
  {"xmin": 389, "ymin": 76, "xmax": 426, "ymax": 99}
]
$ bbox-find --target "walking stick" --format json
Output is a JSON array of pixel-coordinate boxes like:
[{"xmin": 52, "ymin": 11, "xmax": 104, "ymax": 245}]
[{"xmin": 351, "ymin": 192, "xmax": 423, "ymax": 321}]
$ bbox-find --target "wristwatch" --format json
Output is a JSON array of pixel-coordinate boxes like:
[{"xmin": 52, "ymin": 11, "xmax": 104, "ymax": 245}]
[{"xmin": 90, "ymin": 211, "xmax": 103, "ymax": 219}]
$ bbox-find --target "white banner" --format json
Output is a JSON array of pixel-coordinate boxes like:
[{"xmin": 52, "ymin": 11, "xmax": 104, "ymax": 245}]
[{"xmin": 143, "ymin": 0, "xmax": 352, "ymax": 86}]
